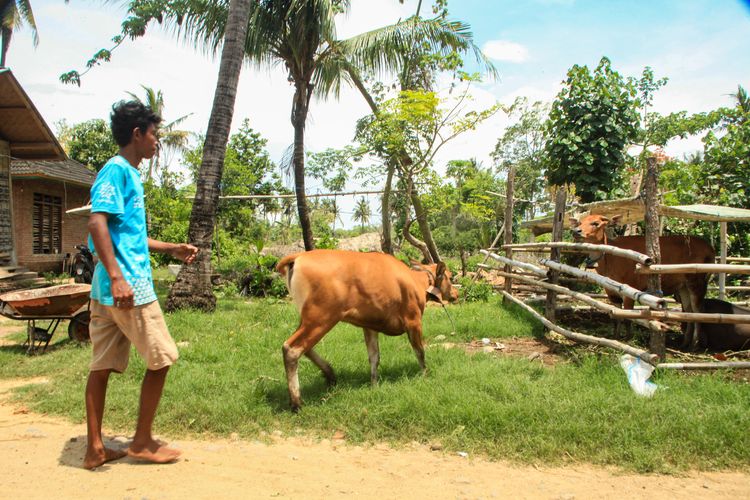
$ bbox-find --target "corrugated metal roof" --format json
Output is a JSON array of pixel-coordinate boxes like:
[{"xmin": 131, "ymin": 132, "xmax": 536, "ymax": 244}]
[
  {"xmin": 11, "ymin": 158, "xmax": 96, "ymax": 186},
  {"xmin": 0, "ymin": 68, "xmax": 66, "ymax": 161}
]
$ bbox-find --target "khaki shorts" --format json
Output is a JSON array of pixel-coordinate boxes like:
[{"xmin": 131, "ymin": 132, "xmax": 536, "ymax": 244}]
[{"xmin": 89, "ymin": 300, "xmax": 178, "ymax": 373}]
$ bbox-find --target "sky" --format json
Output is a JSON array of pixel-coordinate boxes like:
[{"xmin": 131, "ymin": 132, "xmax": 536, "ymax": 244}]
[{"xmin": 6, "ymin": 0, "xmax": 750, "ymax": 227}]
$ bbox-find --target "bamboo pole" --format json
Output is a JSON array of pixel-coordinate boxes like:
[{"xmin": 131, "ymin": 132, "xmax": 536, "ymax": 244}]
[
  {"xmin": 635, "ymin": 263, "xmax": 750, "ymax": 275},
  {"xmin": 719, "ymin": 221, "xmax": 728, "ymax": 300},
  {"xmin": 479, "ymin": 250, "xmax": 547, "ymax": 277},
  {"xmin": 611, "ymin": 308, "xmax": 750, "ymax": 325},
  {"xmin": 503, "ymin": 242, "xmax": 653, "ymax": 265},
  {"xmin": 545, "ymin": 188, "xmax": 567, "ymax": 321},
  {"xmin": 503, "ymin": 165, "xmax": 516, "ymax": 305},
  {"xmin": 540, "ymin": 258, "xmax": 666, "ymax": 309},
  {"xmin": 724, "ymin": 257, "xmax": 750, "ymax": 263},
  {"xmin": 708, "ymin": 286, "xmax": 750, "ymax": 292},
  {"xmin": 500, "ymin": 290, "xmax": 659, "ymax": 364},
  {"xmin": 657, "ymin": 362, "xmax": 750, "ymax": 370}
]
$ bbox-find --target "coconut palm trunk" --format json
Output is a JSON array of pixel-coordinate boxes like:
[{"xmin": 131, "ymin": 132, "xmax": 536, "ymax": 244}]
[
  {"xmin": 165, "ymin": 0, "xmax": 252, "ymax": 312},
  {"xmin": 292, "ymin": 80, "xmax": 315, "ymax": 250}
]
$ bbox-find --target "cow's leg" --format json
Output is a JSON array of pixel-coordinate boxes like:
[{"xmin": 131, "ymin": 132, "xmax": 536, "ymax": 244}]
[
  {"xmin": 363, "ymin": 328, "xmax": 380, "ymax": 385},
  {"xmin": 683, "ymin": 284, "xmax": 705, "ymax": 351},
  {"xmin": 282, "ymin": 317, "xmax": 338, "ymax": 412},
  {"xmin": 405, "ymin": 321, "xmax": 427, "ymax": 374},
  {"xmin": 305, "ymin": 349, "xmax": 336, "ymax": 386},
  {"xmin": 675, "ymin": 288, "xmax": 695, "ymax": 350}
]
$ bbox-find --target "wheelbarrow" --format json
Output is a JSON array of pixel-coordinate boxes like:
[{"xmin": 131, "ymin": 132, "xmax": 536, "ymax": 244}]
[{"xmin": 0, "ymin": 284, "xmax": 91, "ymax": 354}]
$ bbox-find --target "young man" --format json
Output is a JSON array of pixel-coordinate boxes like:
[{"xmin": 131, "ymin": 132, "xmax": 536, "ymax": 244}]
[{"xmin": 83, "ymin": 101, "xmax": 198, "ymax": 470}]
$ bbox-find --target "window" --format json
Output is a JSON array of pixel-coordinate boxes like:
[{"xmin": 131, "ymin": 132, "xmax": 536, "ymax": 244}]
[{"xmin": 32, "ymin": 193, "xmax": 62, "ymax": 254}]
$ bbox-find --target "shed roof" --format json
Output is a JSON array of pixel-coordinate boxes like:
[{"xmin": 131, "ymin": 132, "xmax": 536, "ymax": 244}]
[
  {"xmin": 0, "ymin": 68, "xmax": 66, "ymax": 161},
  {"xmin": 521, "ymin": 197, "xmax": 750, "ymax": 236},
  {"xmin": 11, "ymin": 158, "xmax": 95, "ymax": 187}
]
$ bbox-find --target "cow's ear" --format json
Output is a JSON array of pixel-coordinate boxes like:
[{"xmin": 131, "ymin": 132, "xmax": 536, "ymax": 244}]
[
  {"xmin": 610, "ymin": 214, "xmax": 623, "ymax": 225},
  {"xmin": 569, "ymin": 217, "xmax": 580, "ymax": 227}
]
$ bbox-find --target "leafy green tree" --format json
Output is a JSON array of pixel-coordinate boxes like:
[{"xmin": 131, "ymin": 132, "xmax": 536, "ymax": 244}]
[
  {"xmin": 183, "ymin": 120, "xmax": 285, "ymax": 247},
  {"xmin": 56, "ymin": 119, "xmax": 118, "ymax": 171},
  {"xmin": 545, "ymin": 57, "xmax": 639, "ymax": 202},
  {"xmin": 1, "ymin": 0, "xmax": 37, "ymax": 67},
  {"xmin": 492, "ymin": 97, "xmax": 549, "ymax": 220}
]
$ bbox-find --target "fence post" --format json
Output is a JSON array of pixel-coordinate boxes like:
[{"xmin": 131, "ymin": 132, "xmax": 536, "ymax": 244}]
[
  {"xmin": 545, "ymin": 187, "xmax": 567, "ymax": 321},
  {"xmin": 643, "ymin": 156, "xmax": 664, "ymax": 359},
  {"xmin": 719, "ymin": 221, "xmax": 727, "ymax": 300},
  {"xmin": 503, "ymin": 166, "xmax": 516, "ymax": 304}
]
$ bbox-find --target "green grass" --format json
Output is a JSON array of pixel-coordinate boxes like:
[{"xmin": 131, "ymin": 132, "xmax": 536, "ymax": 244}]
[{"xmin": 0, "ymin": 295, "xmax": 748, "ymax": 473}]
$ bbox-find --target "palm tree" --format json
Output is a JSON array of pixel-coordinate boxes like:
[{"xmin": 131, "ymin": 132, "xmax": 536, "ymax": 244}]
[
  {"xmin": 165, "ymin": 0, "xmax": 252, "ymax": 312},
  {"xmin": 1, "ymin": 0, "xmax": 38, "ymax": 67},
  {"xmin": 352, "ymin": 196, "xmax": 371, "ymax": 233},
  {"xmin": 169, "ymin": 0, "xmax": 486, "ymax": 252},
  {"xmin": 126, "ymin": 85, "xmax": 192, "ymax": 182}
]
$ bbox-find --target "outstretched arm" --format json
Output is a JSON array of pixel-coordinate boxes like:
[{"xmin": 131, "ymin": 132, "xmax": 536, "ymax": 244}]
[{"xmin": 148, "ymin": 238, "xmax": 198, "ymax": 264}]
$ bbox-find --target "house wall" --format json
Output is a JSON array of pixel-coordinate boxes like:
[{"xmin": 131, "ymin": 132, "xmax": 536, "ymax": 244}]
[
  {"xmin": 0, "ymin": 140, "xmax": 13, "ymax": 262},
  {"xmin": 12, "ymin": 178, "xmax": 91, "ymax": 272}
]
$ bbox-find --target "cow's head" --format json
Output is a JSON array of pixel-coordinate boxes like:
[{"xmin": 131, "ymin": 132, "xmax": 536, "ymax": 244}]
[
  {"xmin": 570, "ymin": 214, "xmax": 622, "ymax": 244},
  {"xmin": 415, "ymin": 261, "xmax": 459, "ymax": 303}
]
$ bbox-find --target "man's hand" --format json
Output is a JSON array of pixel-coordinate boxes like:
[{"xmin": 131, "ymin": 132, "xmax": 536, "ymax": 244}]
[
  {"xmin": 111, "ymin": 275, "xmax": 135, "ymax": 309},
  {"xmin": 170, "ymin": 243, "xmax": 199, "ymax": 264}
]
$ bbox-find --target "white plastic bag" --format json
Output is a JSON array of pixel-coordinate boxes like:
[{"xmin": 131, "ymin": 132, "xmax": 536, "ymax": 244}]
[{"xmin": 619, "ymin": 354, "xmax": 658, "ymax": 397}]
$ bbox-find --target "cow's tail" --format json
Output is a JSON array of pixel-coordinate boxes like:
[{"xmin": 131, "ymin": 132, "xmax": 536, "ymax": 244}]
[{"xmin": 276, "ymin": 253, "xmax": 300, "ymax": 290}]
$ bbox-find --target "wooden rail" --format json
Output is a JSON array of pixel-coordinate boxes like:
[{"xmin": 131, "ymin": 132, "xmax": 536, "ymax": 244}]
[
  {"xmin": 503, "ymin": 242, "xmax": 652, "ymax": 265},
  {"xmin": 500, "ymin": 290, "xmax": 659, "ymax": 364},
  {"xmin": 635, "ymin": 263, "xmax": 750, "ymax": 275},
  {"xmin": 540, "ymin": 259, "xmax": 666, "ymax": 310}
]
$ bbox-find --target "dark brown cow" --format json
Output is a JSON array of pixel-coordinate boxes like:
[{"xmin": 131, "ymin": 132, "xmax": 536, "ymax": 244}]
[
  {"xmin": 276, "ymin": 249, "xmax": 459, "ymax": 411},
  {"xmin": 689, "ymin": 299, "xmax": 750, "ymax": 351},
  {"xmin": 570, "ymin": 214, "xmax": 715, "ymax": 349}
]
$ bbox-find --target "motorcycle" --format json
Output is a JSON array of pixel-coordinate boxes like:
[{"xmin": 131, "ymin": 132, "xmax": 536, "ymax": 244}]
[{"xmin": 71, "ymin": 244, "xmax": 95, "ymax": 284}]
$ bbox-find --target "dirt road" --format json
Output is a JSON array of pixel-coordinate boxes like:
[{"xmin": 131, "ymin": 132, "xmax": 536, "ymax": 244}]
[{"xmin": 0, "ymin": 378, "xmax": 748, "ymax": 499}]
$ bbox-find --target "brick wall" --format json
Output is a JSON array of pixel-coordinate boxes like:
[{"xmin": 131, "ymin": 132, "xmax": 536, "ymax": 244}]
[
  {"xmin": 12, "ymin": 178, "xmax": 91, "ymax": 272},
  {"xmin": 0, "ymin": 141, "xmax": 12, "ymax": 259}
]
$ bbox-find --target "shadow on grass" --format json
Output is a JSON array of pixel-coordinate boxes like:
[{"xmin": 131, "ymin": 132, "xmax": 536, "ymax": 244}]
[
  {"xmin": 0, "ymin": 338, "xmax": 79, "ymax": 356},
  {"xmin": 257, "ymin": 361, "xmax": 424, "ymax": 413}
]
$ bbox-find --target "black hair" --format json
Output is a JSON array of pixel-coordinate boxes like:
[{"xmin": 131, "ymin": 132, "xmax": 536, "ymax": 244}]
[{"xmin": 110, "ymin": 100, "xmax": 162, "ymax": 147}]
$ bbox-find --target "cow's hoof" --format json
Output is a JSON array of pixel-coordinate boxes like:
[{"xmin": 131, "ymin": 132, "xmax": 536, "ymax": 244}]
[
  {"xmin": 324, "ymin": 374, "xmax": 337, "ymax": 386},
  {"xmin": 290, "ymin": 404, "xmax": 300, "ymax": 414}
]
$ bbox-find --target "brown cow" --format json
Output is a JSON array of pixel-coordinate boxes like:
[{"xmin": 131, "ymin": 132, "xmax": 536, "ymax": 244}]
[
  {"xmin": 276, "ymin": 249, "xmax": 459, "ymax": 411},
  {"xmin": 570, "ymin": 214, "xmax": 715, "ymax": 349},
  {"xmin": 688, "ymin": 299, "xmax": 750, "ymax": 351}
]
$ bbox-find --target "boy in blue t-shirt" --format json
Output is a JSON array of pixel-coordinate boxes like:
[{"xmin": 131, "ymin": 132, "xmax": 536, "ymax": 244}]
[{"xmin": 84, "ymin": 101, "xmax": 198, "ymax": 470}]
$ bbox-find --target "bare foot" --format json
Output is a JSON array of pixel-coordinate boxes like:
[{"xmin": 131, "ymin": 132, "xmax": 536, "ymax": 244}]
[
  {"xmin": 83, "ymin": 446, "xmax": 127, "ymax": 470},
  {"xmin": 127, "ymin": 440, "xmax": 182, "ymax": 464}
]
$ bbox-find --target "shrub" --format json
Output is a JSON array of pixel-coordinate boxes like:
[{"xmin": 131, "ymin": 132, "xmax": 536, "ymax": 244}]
[
  {"xmin": 457, "ymin": 276, "xmax": 494, "ymax": 302},
  {"xmin": 216, "ymin": 252, "xmax": 287, "ymax": 298}
]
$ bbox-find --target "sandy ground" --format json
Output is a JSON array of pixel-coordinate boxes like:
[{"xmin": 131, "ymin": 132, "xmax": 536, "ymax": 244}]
[{"xmin": 0, "ymin": 378, "xmax": 748, "ymax": 499}]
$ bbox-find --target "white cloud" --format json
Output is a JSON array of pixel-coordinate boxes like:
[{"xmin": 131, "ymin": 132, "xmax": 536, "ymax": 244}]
[{"xmin": 482, "ymin": 40, "xmax": 530, "ymax": 63}]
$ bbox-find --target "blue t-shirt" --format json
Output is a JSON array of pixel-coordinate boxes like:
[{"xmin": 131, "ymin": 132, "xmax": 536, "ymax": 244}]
[{"xmin": 88, "ymin": 155, "xmax": 157, "ymax": 306}]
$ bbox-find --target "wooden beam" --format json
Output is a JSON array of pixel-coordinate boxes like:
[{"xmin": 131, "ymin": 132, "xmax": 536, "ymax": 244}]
[
  {"xmin": 500, "ymin": 290, "xmax": 659, "ymax": 364},
  {"xmin": 611, "ymin": 308, "xmax": 750, "ymax": 324},
  {"xmin": 636, "ymin": 263, "xmax": 750, "ymax": 275},
  {"xmin": 540, "ymin": 258, "xmax": 666, "ymax": 310},
  {"xmin": 504, "ymin": 242, "xmax": 653, "ymax": 265},
  {"xmin": 719, "ymin": 221, "xmax": 728, "ymax": 300}
]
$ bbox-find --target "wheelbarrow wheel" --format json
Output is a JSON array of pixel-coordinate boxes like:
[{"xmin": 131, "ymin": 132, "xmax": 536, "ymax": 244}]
[{"xmin": 68, "ymin": 310, "xmax": 91, "ymax": 343}]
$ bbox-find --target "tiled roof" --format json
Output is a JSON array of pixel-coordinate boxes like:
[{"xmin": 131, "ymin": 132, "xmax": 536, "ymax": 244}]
[{"xmin": 11, "ymin": 158, "xmax": 96, "ymax": 186}]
